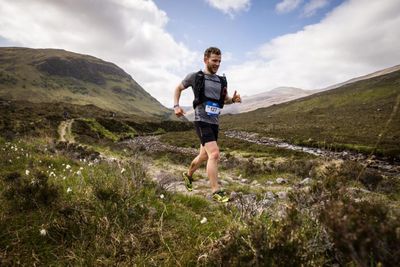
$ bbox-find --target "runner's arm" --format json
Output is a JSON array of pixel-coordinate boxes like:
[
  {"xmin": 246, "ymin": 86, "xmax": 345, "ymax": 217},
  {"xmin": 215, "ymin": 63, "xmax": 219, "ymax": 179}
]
[{"xmin": 173, "ymin": 83, "xmax": 186, "ymax": 117}]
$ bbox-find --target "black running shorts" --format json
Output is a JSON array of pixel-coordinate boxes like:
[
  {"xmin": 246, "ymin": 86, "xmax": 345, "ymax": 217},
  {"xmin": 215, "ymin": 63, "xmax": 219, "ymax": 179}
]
[{"xmin": 194, "ymin": 121, "xmax": 219, "ymax": 146}]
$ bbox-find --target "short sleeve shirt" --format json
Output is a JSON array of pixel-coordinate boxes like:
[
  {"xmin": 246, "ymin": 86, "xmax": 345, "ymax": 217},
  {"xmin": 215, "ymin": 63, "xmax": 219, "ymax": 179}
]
[{"xmin": 182, "ymin": 72, "xmax": 222, "ymax": 125}]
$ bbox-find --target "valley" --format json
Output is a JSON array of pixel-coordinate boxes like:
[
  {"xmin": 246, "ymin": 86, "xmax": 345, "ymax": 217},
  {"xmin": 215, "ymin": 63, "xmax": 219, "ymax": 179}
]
[{"xmin": 0, "ymin": 48, "xmax": 399, "ymax": 266}]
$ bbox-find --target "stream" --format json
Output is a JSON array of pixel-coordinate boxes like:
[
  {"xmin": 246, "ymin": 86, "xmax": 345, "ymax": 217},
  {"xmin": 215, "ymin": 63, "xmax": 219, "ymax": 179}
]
[{"xmin": 224, "ymin": 130, "xmax": 400, "ymax": 175}]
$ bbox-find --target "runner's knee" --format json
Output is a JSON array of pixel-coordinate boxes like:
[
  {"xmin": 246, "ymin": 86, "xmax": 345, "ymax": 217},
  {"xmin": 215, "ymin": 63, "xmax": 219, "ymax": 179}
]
[{"xmin": 208, "ymin": 150, "xmax": 220, "ymax": 161}]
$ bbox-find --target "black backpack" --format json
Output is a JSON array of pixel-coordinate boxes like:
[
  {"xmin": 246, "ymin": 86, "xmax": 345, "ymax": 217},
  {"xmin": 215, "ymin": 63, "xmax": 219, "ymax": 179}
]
[{"xmin": 192, "ymin": 70, "xmax": 227, "ymax": 109}]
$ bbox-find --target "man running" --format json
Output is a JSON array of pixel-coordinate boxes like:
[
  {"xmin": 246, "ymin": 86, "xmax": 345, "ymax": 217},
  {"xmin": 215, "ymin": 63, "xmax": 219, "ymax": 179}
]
[{"xmin": 173, "ymin": 47, "xmax": 241, "ymax": 202}]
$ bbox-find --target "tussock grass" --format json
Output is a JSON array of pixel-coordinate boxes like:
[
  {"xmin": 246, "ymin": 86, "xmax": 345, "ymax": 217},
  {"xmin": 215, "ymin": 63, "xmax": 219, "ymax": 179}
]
[
  {"xmin": 1, "ymin": 130, "xmax": 399, "ymax": 265},
  {"xmin": 0, "ymin": 137, "xmax": 236, "ymax": 265}
]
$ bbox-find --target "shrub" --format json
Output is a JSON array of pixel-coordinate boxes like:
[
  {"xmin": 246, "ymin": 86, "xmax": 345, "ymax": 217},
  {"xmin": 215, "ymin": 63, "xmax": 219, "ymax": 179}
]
[
  {"xmin": 319, "ymin": 197, "xmax": 400, "ymax": 266},
  {"xmin": 2, "ymin": 171, "xmax": 60, "ymax": 211},
  {"xmin": 203, "ymin": 208, "xmax": 331, "ymax": 266}
]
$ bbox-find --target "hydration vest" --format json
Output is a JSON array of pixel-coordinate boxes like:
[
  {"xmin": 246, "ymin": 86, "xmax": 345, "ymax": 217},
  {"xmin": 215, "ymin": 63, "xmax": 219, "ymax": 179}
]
[{"xmin": 192, "ymin": 70, "xmax": 227, "ymax": 109}]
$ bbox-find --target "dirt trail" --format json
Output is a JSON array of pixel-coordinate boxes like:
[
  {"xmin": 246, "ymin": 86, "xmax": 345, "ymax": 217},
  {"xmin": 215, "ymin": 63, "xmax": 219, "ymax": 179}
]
[
  {"xmin": 121, "ymin": 136, "xmax": 295, "ymax": 215},
  {"xmin": 58, "ymin": 119, "xmax": 75, "ymax": 143}
]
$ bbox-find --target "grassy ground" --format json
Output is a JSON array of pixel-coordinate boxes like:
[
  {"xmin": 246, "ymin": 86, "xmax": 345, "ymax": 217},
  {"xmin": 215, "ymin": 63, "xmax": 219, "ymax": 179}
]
[
  {"xmin": 1, "ymin": 102, "xmax": 400, "ymax": 265},
  {"xmin": 0, "ymin": 136, "xmax": 237, "ymax": 265}
]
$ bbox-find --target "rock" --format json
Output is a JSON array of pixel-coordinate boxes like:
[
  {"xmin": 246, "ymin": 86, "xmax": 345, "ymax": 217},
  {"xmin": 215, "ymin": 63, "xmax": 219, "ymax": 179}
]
[
  {"xmin": 276, "ymin": 177, "xmax": 287, "ymax": 184},
  {"xmin": 220, "ymin": 179, "xmax": 229, "ymax": 185},
  {"xmin": 265, "ymin": 191, "xmax": 275, "ymax": 199},
  {"xmin": 299, "ymin": 177, "xmax": 312, "ymax": 185},
  {"xmin": 301, "ymin": 186, "xmax": 311, "ymax": 194},
  {"xmin": 277, "ymin": 191, "xmax": 288, "ymax": 199},
  {"xmin": 230, "ymin": 191, "xmax": 239, "ymax": 200},
  {"xmin": 266, "ymin": 181, "xmax": 274, "ymax": 185}
]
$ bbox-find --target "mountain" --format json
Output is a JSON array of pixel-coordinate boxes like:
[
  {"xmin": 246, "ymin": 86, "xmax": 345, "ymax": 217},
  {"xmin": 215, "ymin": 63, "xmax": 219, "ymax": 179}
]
[
  {"xmin": 0, "ymin": 47, "xmax": 173, "ymax": 119},
  {"xmin": 221, "ymin": 68, "xmax": 400, "ymax": 157},
  {"xmin": 322, "ymin": 64, "xmax": 400, "ymax": 91},
  {"xmin": 222, "ymin": 87, "xmax": 316, "ymax": 115}
]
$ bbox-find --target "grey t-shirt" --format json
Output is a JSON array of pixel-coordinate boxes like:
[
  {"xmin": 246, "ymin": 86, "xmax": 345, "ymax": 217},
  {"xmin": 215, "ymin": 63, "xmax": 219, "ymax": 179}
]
[{"xmin": 182, "ymin": 72, "xmax": 223, "ymax": 125}]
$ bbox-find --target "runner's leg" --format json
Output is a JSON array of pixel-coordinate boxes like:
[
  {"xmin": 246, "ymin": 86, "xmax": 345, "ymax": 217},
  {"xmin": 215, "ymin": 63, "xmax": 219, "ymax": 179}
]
[
  {"xmin": 204, "ymin": 141, "xmax": 220, "ymax": 192},
  {"xmin": 188, "ymin": 145, "xmax": 208, "ymax": 177}
]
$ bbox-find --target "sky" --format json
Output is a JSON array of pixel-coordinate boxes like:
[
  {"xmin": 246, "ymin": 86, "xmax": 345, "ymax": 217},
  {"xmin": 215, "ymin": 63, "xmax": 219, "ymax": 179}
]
[{"xmin": 0, "ymin": 0, "xmax": 399, "ymax": 107}]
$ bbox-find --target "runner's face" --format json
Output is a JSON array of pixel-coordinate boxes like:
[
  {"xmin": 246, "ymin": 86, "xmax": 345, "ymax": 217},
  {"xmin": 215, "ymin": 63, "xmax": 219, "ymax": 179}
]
[{"xmin": 204, "ymin": 53, "xmax": 221, "ymax": 74}]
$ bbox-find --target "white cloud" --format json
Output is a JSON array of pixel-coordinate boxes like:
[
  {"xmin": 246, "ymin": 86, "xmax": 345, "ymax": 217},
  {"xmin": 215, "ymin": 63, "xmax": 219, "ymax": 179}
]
[
  {"xmin": 276, "ymin": 0, "xmax": 303, "ymax": 14},
  {"xmin": 205, "ymin": 0, "xmax": 251, "ymax": 17},
  {"xmin": 228, "ymin": 0, "xmax": 400, "ymax": 96},
  {"xmin": 302, "ymin": 0, "xmax": 330, "ymax": 17},
  {"xmin": 0, "ymin": 0, "xmax": 196, "ymax": 107}
]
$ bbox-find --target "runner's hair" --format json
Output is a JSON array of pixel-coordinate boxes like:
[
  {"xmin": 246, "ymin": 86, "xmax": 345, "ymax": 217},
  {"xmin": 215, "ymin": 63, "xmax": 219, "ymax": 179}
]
[{"xmin": 204, "ymin": 47, "xmax": 221, "ymax": 58}]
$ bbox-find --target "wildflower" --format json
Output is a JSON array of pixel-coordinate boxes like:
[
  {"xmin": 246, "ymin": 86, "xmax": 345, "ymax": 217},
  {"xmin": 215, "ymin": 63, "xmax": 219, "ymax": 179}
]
[
  {"xmin": 200, "ymin": 217, "xmax": 207, "ymax": 224},
  {"xmin": 25, "ymin": 170, "xmax": 30, "ymax": 176},
  {"xmin": 63, "ymin": 176, "xmax": 66, "ymax": 180},
  {"xmin": 76, "ymin": 170, "xmax": 82, "ymax": 176},
  {"xmin": 67, "ymin": 187, "xmax": 72, "ymax": 193},
  {"xmin": 66, "ymin": 164, "xmax": 71, "ymax": 169},
  {"xmin": 40, "ymin": 229, "xmax": 47, "ymax": 236},
  {"xmin": 160, "ymin": 194, "xmax": 165, "ymax": 199},
  {"xmin": 88, "ymin": 162, "xmax": 93, "ymax": 167},
  {"xmin": 121, "ymin": 168, "xmax": 126, "ymax": 174},
  {"xmin": 49, "ymin": 172, "xmax": 56, "ymax": 177}
]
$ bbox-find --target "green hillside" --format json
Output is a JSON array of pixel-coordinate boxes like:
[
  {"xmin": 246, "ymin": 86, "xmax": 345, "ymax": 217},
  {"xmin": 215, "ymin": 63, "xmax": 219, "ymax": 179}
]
[
  {"xmin": 0, "ymin": 47, "xmax": 173, "ymax": 119},
  {"xmin": 221, "ymin": 69, "xmax": 400, "ymax": 157}
]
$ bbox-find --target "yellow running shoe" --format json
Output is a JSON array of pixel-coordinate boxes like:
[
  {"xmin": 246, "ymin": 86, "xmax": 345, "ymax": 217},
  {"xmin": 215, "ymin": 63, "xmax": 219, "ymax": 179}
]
[
  {"xmin": 182, "ymin": 172, "xmax": 193, "ymax": 191},
  {"xmin": 212, "ymin": 190, "xmax": 230, "ymax": 203}
]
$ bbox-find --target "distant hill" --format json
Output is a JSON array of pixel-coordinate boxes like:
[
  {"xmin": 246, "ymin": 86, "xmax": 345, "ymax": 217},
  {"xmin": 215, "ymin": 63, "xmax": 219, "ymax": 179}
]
[
  {"xmin": 221, "ymin": 68, "xmax": 400, "ymax": 157},
  {"xmin": 322, "ymin": 64, "xmax": 400, "ymax": 91},
  {"xmin": 0, "ymin": 47, "xmax": 173, "ymax": 119},
  {"xmin": 183, "ymin": 87, "xmax": 314, "ymax": 121},
  {"xmin": 222, "ymin": 87, "xmax": 316, "ymax": 115}
]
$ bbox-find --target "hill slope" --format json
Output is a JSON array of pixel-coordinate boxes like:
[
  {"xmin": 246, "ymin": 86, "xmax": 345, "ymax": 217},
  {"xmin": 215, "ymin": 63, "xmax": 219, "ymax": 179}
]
[
  {"xmin": 222, "ymin": 87, "xmax": 316, "ymax": 115},
  {"xmin": 221, "ymin": 69, "xmax": 400, "ymax": 157},
  {"xmin": 0, "ymin": 47, "xmax": 172, "ymax": 119}
]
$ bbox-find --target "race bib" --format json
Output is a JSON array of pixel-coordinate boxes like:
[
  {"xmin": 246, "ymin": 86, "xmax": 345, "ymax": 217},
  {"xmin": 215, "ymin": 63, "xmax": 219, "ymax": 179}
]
[{"xmin": 205, "ymin": 101, "xmax": 221, "ymax": 117}]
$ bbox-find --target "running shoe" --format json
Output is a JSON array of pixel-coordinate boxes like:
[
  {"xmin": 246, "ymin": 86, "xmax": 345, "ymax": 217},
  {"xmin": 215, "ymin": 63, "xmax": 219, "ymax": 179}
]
[
  {"xmin": 212, "ymin": 190, "xmax": 230, "ymax": 203},
  {"xmin": 182, "ymin": 172, "xmax": 193, "ymax": 191}
]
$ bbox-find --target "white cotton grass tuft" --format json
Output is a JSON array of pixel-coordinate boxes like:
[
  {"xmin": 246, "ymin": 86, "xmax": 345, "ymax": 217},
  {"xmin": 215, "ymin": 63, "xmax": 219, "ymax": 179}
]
[
  {"xmin": 200, "ymin": 217, "xmax": 207, "ymax": 224},
  {"xmin": 40, "ymin": 229, "xmax": 47, "ymax": 236}
]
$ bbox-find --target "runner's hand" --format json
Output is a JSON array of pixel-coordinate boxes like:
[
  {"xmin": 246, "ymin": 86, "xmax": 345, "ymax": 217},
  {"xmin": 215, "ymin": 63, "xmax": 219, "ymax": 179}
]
[
  {"xmin": 232, "ymin": 90, "xmax": 241, "ymax": 103},
  {"xmin": 174, "ymin": 106, "xmax": 185, "ymax": 117}
]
